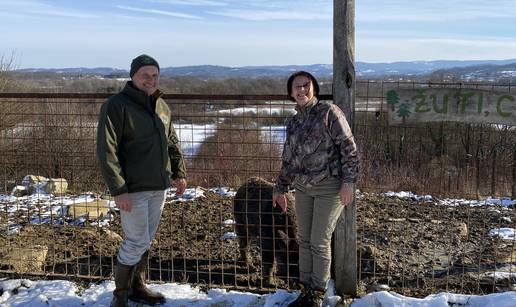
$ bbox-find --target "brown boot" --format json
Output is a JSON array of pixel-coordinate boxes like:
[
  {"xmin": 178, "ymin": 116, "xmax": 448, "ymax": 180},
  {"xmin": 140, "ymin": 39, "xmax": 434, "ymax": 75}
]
[
  {"xmin": 308, "ymin": 288, "xmax": 325, "ymax": 307},
  {"xmin": 111, "ymin": 263, "xmax": 133, "ymax": 307},
  {"xmin": 128, "ymin": 250, "xmax": 166, "ymax": 305}
]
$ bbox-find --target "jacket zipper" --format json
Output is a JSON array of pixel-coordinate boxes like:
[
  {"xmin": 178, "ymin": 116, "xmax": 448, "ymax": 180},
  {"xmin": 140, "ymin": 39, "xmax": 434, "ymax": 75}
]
[{"xmin": 146, "ymin": 96, "xmax": 168, "ymax": 190}]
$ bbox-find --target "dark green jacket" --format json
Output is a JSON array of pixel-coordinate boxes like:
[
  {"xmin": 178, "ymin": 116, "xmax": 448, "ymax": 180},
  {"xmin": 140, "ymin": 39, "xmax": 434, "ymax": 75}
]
[{"xmin": 96, "ymin": 82, "xmax": 186, "ymax": 196}]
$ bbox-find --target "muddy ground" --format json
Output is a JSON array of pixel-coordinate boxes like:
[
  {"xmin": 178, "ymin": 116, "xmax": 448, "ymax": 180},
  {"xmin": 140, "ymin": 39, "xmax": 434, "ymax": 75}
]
[{"xmin": 0, "ymin": 190, "xmax": 514, "ymax": 297}]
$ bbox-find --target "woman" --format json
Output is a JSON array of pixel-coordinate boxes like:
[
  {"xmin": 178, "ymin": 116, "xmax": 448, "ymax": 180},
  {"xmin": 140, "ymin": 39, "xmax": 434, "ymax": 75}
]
[{"xmin": 273, "ymin": 71, "xmax": 359, "ymax": 307}]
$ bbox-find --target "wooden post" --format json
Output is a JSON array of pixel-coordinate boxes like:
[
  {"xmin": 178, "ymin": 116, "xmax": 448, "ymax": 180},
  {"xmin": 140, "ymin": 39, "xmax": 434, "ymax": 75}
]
[{"xmin": 333, "ymin": 0, "xmax": 357, "ymax": 297}]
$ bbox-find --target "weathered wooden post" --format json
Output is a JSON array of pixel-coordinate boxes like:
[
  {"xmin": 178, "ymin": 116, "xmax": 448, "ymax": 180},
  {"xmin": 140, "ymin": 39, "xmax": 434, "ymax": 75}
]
[{"xmin": 333, "ymin": 0, "xmax": 357, "ymax": 297}]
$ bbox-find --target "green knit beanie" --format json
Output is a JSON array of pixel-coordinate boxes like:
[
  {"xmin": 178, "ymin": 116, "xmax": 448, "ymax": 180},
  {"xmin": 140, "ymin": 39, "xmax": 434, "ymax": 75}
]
[{"xmin": 129, "ymin": 54, "xmax": 160, "ymax": 77}]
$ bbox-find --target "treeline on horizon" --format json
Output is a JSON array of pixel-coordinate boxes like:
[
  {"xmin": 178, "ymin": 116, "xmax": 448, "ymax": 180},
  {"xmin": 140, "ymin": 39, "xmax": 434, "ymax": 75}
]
[
  {"xmin": 3, "ymin": 71, "xmax": 333, "ymax": 95},
  {"xmin": 5, "ymin": 68, "xmax": 514, "ymax": 95}
]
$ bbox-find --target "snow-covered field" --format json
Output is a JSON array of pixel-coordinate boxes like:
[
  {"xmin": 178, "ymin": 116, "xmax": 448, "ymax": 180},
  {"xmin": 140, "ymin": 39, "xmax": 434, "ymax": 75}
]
[{"xmin": 1, "ymin": 278, "xmax": 515, "ymax": 307}]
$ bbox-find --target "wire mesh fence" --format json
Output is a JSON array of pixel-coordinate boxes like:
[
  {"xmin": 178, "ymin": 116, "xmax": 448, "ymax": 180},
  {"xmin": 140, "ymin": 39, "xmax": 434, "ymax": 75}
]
[{"xmin": 0, "ymin": 81, "xmax": 514, "ymax": 296}]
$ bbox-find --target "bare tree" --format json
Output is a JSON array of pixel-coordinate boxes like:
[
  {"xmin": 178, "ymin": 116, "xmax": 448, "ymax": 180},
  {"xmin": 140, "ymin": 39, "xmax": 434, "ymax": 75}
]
[{"xmin": 0, "ymin": 51, "xmax": 18, "ymax": 92}]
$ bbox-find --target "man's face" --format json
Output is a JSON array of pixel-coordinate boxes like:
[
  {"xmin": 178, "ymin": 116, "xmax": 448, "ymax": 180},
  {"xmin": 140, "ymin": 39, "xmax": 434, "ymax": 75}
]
[{"xmin": 131, "ymin": 65, "xmax": 159, "ymax": 96}]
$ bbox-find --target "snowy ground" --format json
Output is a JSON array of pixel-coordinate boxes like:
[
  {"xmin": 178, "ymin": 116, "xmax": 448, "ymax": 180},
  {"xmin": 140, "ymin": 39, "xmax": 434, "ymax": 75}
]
[{"xmin": 1, "ymin": 278, "xmax": 515, "ymax": 307}]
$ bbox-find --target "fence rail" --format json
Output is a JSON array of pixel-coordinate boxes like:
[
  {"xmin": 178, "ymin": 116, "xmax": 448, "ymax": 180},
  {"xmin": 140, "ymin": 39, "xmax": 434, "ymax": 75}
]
[{"xmin": 0, "ymin": 80, "xmax": 514, "ymax": 297}]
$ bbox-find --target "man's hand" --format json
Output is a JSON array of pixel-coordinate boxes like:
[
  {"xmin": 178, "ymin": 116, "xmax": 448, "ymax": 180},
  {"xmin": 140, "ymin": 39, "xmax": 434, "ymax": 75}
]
[
  {"xmin": 173, "ymin": 178, "xmax": 187, "ymax": 196},
  {"xmin": 339, "ymin": 183, "xmax": 354, "ymax": 207},
  {"xmin": 273, "ymin": 192, "xmax": 288, "ymax": 214},
  {"xmin": 114, "ymin": 193, "xmax": 132, "ymax": 212}
]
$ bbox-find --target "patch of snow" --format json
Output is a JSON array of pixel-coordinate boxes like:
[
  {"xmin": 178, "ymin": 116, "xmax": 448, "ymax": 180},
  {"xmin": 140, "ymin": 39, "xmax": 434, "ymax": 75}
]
[
  {"xmin": 222, "ymin": 219, "xmax": 235, "ymax": 226},
  {"xmin": 488, "ymin": 227, "xmax": 516, "ymax": 240},
  {"xmin": 382, "ymin": 191, "xmax": 433, "ymax": 201},
  {"xmin": 352, "ymin": 291, "xmax": 516, "ymax": 307},
  {"xmin": 173, "ymin": 123, "xmax": 217, "ymax": 157},
  {"xmin": 167, "ymin": 187, "xmax": 206, "ymax": 200},
  {"xmin": 209, "ymin": 187, "xmax": 236, "ymax": 197},
  {"xmin": 220, "ymin": 231, "xmax": 237, "ymax": 240},
  {"xmin": 482, "ymin": 264, "xmax": 516, "ymax": 281}
]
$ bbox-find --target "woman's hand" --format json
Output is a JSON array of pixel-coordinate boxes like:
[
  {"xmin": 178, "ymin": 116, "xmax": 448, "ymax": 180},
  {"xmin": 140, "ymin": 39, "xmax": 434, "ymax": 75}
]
[
  {"xmin": 173, "ymin": 178, "xmax": 187, "ymax": 196},
  {"xmin": 339, "ymin": 183, "xmax": 354, "ymax": 207},
  {"xmin": 273, "ymin": 192, "xmax": 288, "ymax": 213}
]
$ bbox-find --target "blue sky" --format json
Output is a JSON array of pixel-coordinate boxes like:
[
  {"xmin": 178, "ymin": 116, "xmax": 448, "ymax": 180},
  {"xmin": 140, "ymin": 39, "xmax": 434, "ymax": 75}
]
[{"xmin": 1, "ymin": 0, "xmax": 516, "ymax": 69}]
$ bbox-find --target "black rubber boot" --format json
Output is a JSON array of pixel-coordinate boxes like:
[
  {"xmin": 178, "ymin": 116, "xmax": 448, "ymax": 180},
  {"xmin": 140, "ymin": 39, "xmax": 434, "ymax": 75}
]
[
  {"xmin": 128, "ymin": 250, "xmax": 166, "ymax": 306},
  {"xmin": 111, "ymin": 263, "xmax": 134, "ymax": 307},
  {"xmin": 287, "ymin": 282, "xmax": 312, "ymax": 307},
  {"xmin": 307, "ymin": 288, "xmax": 325, "ymax": 307}
]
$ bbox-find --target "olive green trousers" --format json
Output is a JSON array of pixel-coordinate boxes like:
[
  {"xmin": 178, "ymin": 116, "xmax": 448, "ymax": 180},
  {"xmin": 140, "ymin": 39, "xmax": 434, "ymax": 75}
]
[{"xmin": 294, "ymin": 178, "xmax": 344, "ymax": 290}]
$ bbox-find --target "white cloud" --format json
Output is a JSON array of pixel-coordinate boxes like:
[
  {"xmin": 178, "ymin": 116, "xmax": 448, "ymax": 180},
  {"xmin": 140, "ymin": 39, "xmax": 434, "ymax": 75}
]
[
  {"xmin": 0, "ymin": 0, "xmax": 99, "ymax": 18},
  {"xmin": 203, "ymin": 0, "xmax": 330, "ymax": 21},
  {"xmin": 208, "ymin": 9, "xmax": 329, "ymax": 21},
  {"xmin": 357, "ymin": 0, "xmax": 516, "ymax": 22},
  {"xmin": 116, "ymin": 5, "xmax": 202, "ymax": 19},
  {"xmin": 146, "ymin": 0, "xmax": 227, "ymax": 6},
  {"xmin": 413, "ymin": 37, "xmax": 516, "ymax": 48},
  {"xmin": 34, "ymin": 10, "xmax": 99, "ymax": 19},
  {"xmin": 358, "ymin": 36, "xmax": 516, "ymax": 62}
]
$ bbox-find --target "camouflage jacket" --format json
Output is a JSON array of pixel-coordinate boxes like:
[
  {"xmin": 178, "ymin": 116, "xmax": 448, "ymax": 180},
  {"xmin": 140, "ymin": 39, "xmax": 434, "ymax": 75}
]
[{"xmin": 275, "ymin": 99, "xmax": 359, "ymax": 193}]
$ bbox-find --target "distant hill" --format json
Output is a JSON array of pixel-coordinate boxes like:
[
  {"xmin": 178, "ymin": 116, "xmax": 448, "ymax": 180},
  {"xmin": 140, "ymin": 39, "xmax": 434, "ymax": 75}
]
[
  {"xmin": 357, "ymin": 59, "xmax": 516, "ymax": 77},
  {"xmin": 428, "ymin": 62, "xmax": 516, "ymax": 81},
  {"xmin": 160, "ymin": 64, "xmax": 333, "ymax": 78},
  {"xmin": 16, "ymin": 64, "xmax": 333, "ymax": 79},
  {"xmin": 17, "ymin": 67, "xmax": 127, "ymax": 76},
  {"xmin": 16, "ymin": 59, "xmax": 516, "ymax": 80}
]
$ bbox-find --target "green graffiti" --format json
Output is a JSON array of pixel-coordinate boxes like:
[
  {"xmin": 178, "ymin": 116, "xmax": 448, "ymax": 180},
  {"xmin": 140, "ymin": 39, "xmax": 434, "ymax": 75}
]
[
  {"xmin": 497, "ymin": 95, "xmax": 513, "ymax": 117},
  {"xmin": 457, "ymin": 92, "xmax": 475, "ymax": 114},
  {"xmin": 397, "ymin": 103, "xmax": 411, "ymax": 119},
  {"xmin": 386, "ymin": 90, "xmax": 399, "ymax": 111},
  {"xmin": 413, "ymin": 90, "xmax": 431, "ymax": 113},
  {"xmin": 391, "ymin": 89, "xmax": 516, "ymax": 125},
  {"xmin": 477, "ymin": 92, "xmax": 483, "ymax": 114},
  {"xmin": 430, "ymin": 94, "xmax": 448, "ymax": 114}
]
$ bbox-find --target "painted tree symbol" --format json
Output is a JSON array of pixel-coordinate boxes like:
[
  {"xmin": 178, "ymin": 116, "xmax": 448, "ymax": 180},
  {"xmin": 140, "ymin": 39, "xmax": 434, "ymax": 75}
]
[
  {"xmin": 397, "ymin": 103, "xmax": 411, "ymax": 123},
  {"xmin": 386, "ymin": 90, "xmax": 399, "ymax": 111}
]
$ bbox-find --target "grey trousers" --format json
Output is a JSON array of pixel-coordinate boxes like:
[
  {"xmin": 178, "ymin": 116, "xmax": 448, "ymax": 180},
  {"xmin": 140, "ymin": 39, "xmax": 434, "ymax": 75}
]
[
  {"xmin": 294, "ymin": 178, "xmax": 344, "ymax": 290},
  {"xmin": 117, "ymin": 190, "xmax": 166, "ymax": 265}
]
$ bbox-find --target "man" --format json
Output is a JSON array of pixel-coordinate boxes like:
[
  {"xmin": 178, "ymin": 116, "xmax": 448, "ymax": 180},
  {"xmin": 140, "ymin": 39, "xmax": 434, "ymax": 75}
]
[{"xmin": 97, "ymin": 54, "xmax": 187, "ymax": 307}]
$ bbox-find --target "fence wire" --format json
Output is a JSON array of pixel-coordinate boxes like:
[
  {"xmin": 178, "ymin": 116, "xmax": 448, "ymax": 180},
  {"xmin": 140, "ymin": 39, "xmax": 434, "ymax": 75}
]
[{"xmin": 0, "ymin": 81, "xmax": 514, "ymax": 297}]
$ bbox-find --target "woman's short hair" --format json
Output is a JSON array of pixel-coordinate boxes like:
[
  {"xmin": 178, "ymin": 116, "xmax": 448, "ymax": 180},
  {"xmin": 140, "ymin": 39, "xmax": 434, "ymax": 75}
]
[{"xmin": 286, "ymin": 71, "xmax": 320, "ymax": 102}]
